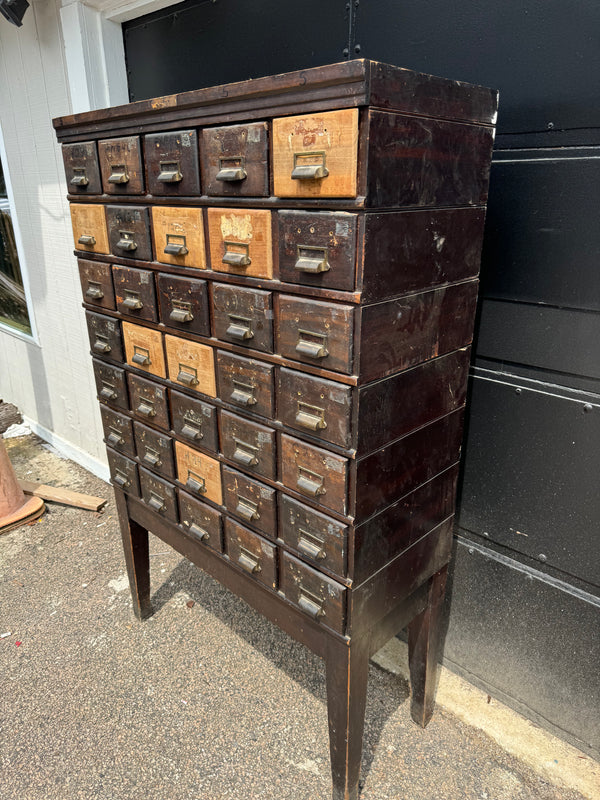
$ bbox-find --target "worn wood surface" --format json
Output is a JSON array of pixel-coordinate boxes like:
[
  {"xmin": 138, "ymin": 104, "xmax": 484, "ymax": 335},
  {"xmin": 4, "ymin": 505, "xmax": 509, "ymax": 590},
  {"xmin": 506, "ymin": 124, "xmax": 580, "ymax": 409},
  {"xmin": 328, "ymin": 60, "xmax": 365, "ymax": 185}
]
[
  {"xmin": 207, "ymin": 207, "xmax": 273, "ymax": 279},
  {"xmin": 127, "ymin": 372, "xmax": 169, "ymax": 428},
  {"xmin": 157, "ymin": 273, "xmax": 210, "ymax": 336},
  {"xmin": 212, "ymin": 283, "xmax": 273, "ymax": 353},
  {"xmin": 219, "ymin": 410, "xmax": 276, "ymax": 481},
  {"xmin": 133, "ymin": 420, "xmax": 175, "ymax": 479},
  {"xmin": 70, "ymin": 203, "xmax": 110, "ymax": 254},
  {"xmin": 222, "ymin": 465, "xmax": 277, "ymax": 539},
  {"xmin": 112, "ymin": 265, "xmax": 157, "ymax": 321},
  {"xmin": 201, "ymin": 122, "xmax": 269, "ymax": 197},
  {"xmin": 78, "ymin": 259, "xmax": 115, "ymax": 310},
  {"xmin": 139, "ymin": 466, "xmax": 178, "ymax": 523},
  {"xmin": 164, "ymin": 334, "xmax": 216, "ymax": 397},
  {"xmin": 224, "ymin": 517, "xmax": 277, "ymax": 589},
  {"xmin": 106, "ymin": 448, "xmax": 140, "ymax": 498},
  {"xmin": 169, "ymin": 389, "xmax": 218, "ymax": 453},
  {"xmin": 216, "ymin": 350, "xmax": 275, "ymax": 419},
  {"xmin": 18, "ymin": 480, "xmax": 106, "ymax": 512},
  {"xmin": 175, "ymin": 441, "xmax": 222, "ymax": 505},
  {"xmin": 99, "ymin": 405, "xmax": 135, "ymax": 458},
  {"xmin": 98, "ymin": 135, "xmax": 145, "ymax": 195},
  {"xmin": 106, "ymin": 205, "xmax": 153, "ymax": 262},
  {"xmin": 151, "ymin": 205, "xmax": 206, "ymax": 269},
  {"xmin": 62, "ymin": 141, "xmax": 101, "ymax": 194},
  {"xmin": 144, "ymin": 130, "xmax": 201, "ymax": 196},
  {"xmin": 177, "ymin": 488, "xmax": 224, "ymax": 552},
  {"xmin": 280, "ymin": 551, "xmax": 346, "ymax": 635},
  {"xmin": 85, "ymin": 310, "xmax": 124, "ymax": 362},
  {"xmin": 122, "ymin": 322, "xmax": 166, "ymax": 378},
  {"xmin": 93, "ymin": 359, "xmax": 129, "ymax": 411},
  {"xmin": 280, "ymin": 433, "xmax": 348, "ymax": 516}
]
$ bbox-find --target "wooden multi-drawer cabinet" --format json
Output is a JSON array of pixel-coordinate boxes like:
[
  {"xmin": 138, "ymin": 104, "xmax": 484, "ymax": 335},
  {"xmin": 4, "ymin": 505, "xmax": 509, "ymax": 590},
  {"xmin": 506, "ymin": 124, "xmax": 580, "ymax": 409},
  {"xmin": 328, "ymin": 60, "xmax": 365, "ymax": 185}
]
[{"xmin": 54, "ymin": 60, "xmax": 497, "ymax": 800}]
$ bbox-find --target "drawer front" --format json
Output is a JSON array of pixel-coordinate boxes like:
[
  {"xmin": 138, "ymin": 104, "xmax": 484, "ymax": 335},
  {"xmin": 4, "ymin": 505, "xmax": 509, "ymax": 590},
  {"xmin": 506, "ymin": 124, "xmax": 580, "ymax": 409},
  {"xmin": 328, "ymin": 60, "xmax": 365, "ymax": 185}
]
[
  {"xmin": 169, "ymin": 389, "xmax": 218, "ymax": 453},
  {"xmin": 224, "ymin": 518, "xmax": 277, "ymax": 589},
  {"xmin": 201, "ymin": 122, "xmax": 269, "ymax": 197},
  {"xmin": 216, "ymin": 351, "xmax": 274, "ymax": 419},
  {"xmin": 133, "ymin": 420, "xmax": 175, "ymax": 479},
  {"xmin": 165, "ymin": 334, "xmax": 216, "ymax": 397},
  {"xmin": 99, "ymin": 405, "xmax": 135, "ymax": 457},
  {"xmin": 139, "ymin": 467, "xmax": 178, "ymax": 522},
  {"xmin": 220, "ymin": 410, "xmax": 276, "ymax": 480},
  {"xmin": 127, "ymin": 373, "xmax": 170, "ymax": 429},
  {"xmin": 112, "ymin": 266, "xmax": 157, "ymax": 322},
  {"xmin": 278, "ymin": 210, "xmax": 358, "ymax": 291},
  {"xmin": 107, "ymin": 448, "xmax": 140, "ymax": 497},
  {"xmin": 78, "ymin": 259, "xmax": 115, "ymax": 310},
  {"xmin": 207, "ymin": 208, "xmax": 273, "ymax": 279},
  {"xmin": 277, "ymin": 296, "xmax": 354, "ymax": 374},
  {"xmin": 122, "ymin": 322, "xmax": 165, "ymax": 377},
  {"xmin": 151, "ymin": 206, "xmax": 206, "ymax": 269},
  {"xmin": 106, "ymin": 205, "xmax": 153, "ymax": 262},
  {"xmin": 222, "ymin": 465, "xmax": 277, "ymax": 538},
  {"xmin": 277, "ymin": 368, "xmax": 353, "ymax": 449},
  {"xmin": 62, "ymin": 141, "xmax": 101, "ymax": 194},
  {"xmin": 280, "ymin": 434, "xmax": 348, "ymax": 515},
  {"xmin": 279, "ymin": 494, "xmax": 347, "ymax": 578},
  {"xmin": 178, "ymin": 489, "xmax": 223, "ymax": 552},
  {"xmin": 98, "ymin": 136, "xmax": 144, "ymax": 195},
  {"xmin": 144, "ymin": 130, "xmax": 200, "ymax": 196},
  {"xmin": 70, "ymin": 203, "xmax": 109, "ymax": 254},
  {"xmin": 175, "ymin": 441, "xmax": 222, "ymax": 505},
  {"xmin": 93, "ymin": 359, "xmax": 128, "ymax": 410},
  {"xmin": 280, "ymin": 552, "xmax": 346, "ymax": 634},
  {"xmin": 272, "ymin": 108, "xmax": 359, "ymax": 199},
  {"xmin": 212, "ymin": 283, "xmax": 273, "ymax": 353},
  {"xmin": 85, "ymin": 311, "xmax": 123, "ymax": 362},
  {"xmin": 157, "ymin": 273, "xmax": 210, "ymax": 337}
]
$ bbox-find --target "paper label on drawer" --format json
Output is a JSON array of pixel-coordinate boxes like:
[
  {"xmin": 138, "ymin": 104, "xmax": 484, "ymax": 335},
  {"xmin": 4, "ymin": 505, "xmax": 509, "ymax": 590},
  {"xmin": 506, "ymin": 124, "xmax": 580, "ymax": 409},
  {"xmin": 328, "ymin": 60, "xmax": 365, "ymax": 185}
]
[
  {"xmin": 247, "ymin": 126, "xmax": 261, "ymax": 143},
  {"xmin": 220, "ymin": 213, "xmax": 253, "ymax": 242},
  {"xmin": 335, "ymin": 221, "xmax": 349, "ymax": 237},
  {"xmin": 181, "ymin": 132, "xmax": 192, "ymax": 147},
  {"xmin": 325, "ymin": 456, "xmax": 344, "ymax": 473}
]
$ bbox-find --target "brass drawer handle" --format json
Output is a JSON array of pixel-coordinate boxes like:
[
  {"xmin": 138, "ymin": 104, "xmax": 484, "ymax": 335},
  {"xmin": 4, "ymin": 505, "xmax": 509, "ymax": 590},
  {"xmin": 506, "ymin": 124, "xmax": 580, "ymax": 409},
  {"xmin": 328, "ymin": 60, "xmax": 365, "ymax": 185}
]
[
  {"xmin": 291, "ymin": 151, "xmax": 329, "ymax": 181},
  {"xmin": 216, "ymin": 156, "xmax": 247, "ymax": 182},
  {"xmin": 85, "ymin": 281, "xmax": 104, "ymax": 300},
  {"xmin": 142, "ymin": 447, "xmax": 162, "ymax": 468},
  {"xmin": 184, "ymin": 520, "xmax": 210, "ymax": 541},
  {"xmin": 158, "ymin": 160, "xmax": 182, "ymax": 183},
  {"xmin": 180, "ymin": 415, "xmax": 203, "ymax": 441},
  {"xmin": 233, "ymin": 439, "xmax": 259, "ymax": 467},
  {"xmin": 78, "ymin": 234, "xmax": 96, "ymax": 246},
  {"xmin": 238, "ymin": 547, "xmax": 261, "ymax": 574},
  {"xmin": 148, "ymin": 491, "xmax": 166, "ymax": 513},
  {"xmin": 226, "ymin": 314, "xmax": 253, "ymax": 341},
  {"xmin": 295, "ymin": 246, "xmax": 330, "ymax": 274},
  {"xmin": 296, "ymin": 465, "xmax": 325, "ymax": 497},
  {"xmin": 230, "ymin": 379, "xmax": 257, "ymax": 407},
  {"xmin": 298, "ymin": 588, "xmax": 326, "ymax": 619},
  {"xmin": 164, "ymin": 234, "xmax": 188, "ymax": 256},
  {"xmin": 113, "ymin": 469, "xmax": 131, "ymax": 489},
  {"xmin": 297, "ymin": 528, "xmax": 327, "ymax": 561},
  {"xmin": 108, "ymin": 164, "xmax": 129, "ymax": 184},
  {"xmin": 296, "ymin": 401, "xmax": 327, "ymax": 431},
  {"xmin": 236, "ymin": 495, "xmax": 260, "ymax": 522},
  {"xmin": 186, "ymin": 470, "xmax": 206, "ymax": 495},
  {"xmin": 100, "ymin": 381, "xmax": 117, "ymax": 401},
  {"xmin": 296, "ymin": 329, "xmax": 328, "ymax": 359},
  {"xmin": 70, "ymin": 168, "xmax": 89, "ymax": 187},
  {"xmin": 106, "ymin": 427, "xmax": 125, "ymax": 448},
  {"xmin": 132, "ymin": 346, "xmax": 151, "ymax": 366},
  {"xmin": 177, "ymin": 364, "xmax": 199, "ymax": 387},
  {"xmin": 117, "ymin": 230, "xmax": 137, "ymax": 252},
  {"xmin": 222, "ymin": 241, "xmax": 251, "ymax": 268},
  {"xmin": 169, "ymin": 300, "xmax": 193, "ymax": 324},
  {"xmin": 136, "ymin": 398, "xmax": 156, "ymax": 418},
  {"xmin": 93, "ymin": 334, "xmax": 111, "ymax": 354},
  {"xmin": 122, "ymin": 290, "xmax": 143, "ymax": 310}
]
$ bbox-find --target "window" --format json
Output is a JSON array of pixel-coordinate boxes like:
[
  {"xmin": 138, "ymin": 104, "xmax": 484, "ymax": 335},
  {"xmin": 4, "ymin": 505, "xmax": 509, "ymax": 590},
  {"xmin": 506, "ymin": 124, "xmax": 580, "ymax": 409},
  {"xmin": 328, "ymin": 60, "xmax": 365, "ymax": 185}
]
[{"xmin": 0, "ymin": 154, "xmax": 32, "ymax": 335}]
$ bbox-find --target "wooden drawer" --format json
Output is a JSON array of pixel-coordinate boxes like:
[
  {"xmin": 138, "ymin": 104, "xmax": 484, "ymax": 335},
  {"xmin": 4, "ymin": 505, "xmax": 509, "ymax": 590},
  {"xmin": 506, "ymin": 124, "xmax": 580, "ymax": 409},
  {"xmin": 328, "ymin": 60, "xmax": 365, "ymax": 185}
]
[
  {"xmin": 222, "ymin": 465, "xmax": 277, "ymax": 539},
  {"xmin": 280, "ymin": 552, "xmax": 346, "ymax": 634},
  {"xmin": 106, "ymin": 448, "xmax": 140, "ymax": 497},
  {"xmin": 139, "ymin": 467, "xmax": 178, "ymax": 523},
  {"xmin": 93, "ymin": 359, "xmax": 128, "ymax": 410},
  {"xmin": 165, "ymin": 334, "xmax": 216, "ymax": 397},
  {"xmin": 201, "ymin": 122, "xmax": 269, "ymax": 197},
  {"xmin": 85, "ymin": 310, "xmax": 123, "ymax": 362},
  {"xmin": 133, "ymin": 420, "xmax": 175, "ymax": 479},
  {"xmin": 207, "ymin": 208, "xmax": 273, "ymax": 279},
  {"xmin": 112, "ymin": 266, "xmax": 157, "ymax": 322},
  {"xmin": 277, "ymin": 368, "xmax": 353, "ymax": 449},
  {"xmin": 70, "ymin": 203, "xmax": 109, "ymax": 254},
  {"xmin": 272, "ymin": 108, "xmax": 359, "ymax": 199},
  {"xmin": 62, "ymin": 141, "xmax": 101, "ymax": 194},
  {"xmin": 151, "ymin": 206, "xmax": 206, "ymax": 269},
  {"xmin": 278, "ymin": 210, "xmax": 358, "ymax": 291},
  {"xmin": 122, "ymin": 322, "xmax": 165, "ymax": 378},
  {"xmin": 220, "ymin": 410, "xmax": 276, "ymax": 480},
  {"xmin": 106, "ymin": 205, "xmax": 153, "ymax": 261},
  {"xmin": 280, "ymin": 434, "xmax": 348, "ymax": 515},
  {"xmin": 216, "ymin": 351, "xmax": 274, "ymax": 419},
  {"xmin": 212, "ymin": 283, "xmax": 273, "ymax": 353},
  {"xmin": 78, "ymin": 259, "xmax": 115, "ymax": 310},
  {"xmin": 144, "ymin": 130, "xmax": 200, "ymax": 196},
  {"xmin": 99, "ymin": 405, "xmax": 135, "ymax": 458},
  {"xmin": 224, "ymin": 518, "xmax": 277, "ymax": 590},
  {"xmin": 169, "ymin": 389, "xmax": 218, "ymax": 453},
  {"xmin": 178, "ymin": 489, "xmax": 223, "ymax": 552},
  {"xmin": 175, "ymin": 441, "xmax": 222, "ymax": 505},
  {"xmin": 157, "ymin": 273, "xmax": 210, "ymax": 337},
  {"xmin": 127, "ymin": 373, "xmax": 169, "ymax": 429},
  {"xmin": 278, "ymin": 494, "xmax": 347, "ymax": 579},
  {"xmin": 277, "ymin": 295, "xmax": 354, "ymax": 374},
  {"xmin": 98, "ymin": 136, "xmax": 144, "ymax": 195}
]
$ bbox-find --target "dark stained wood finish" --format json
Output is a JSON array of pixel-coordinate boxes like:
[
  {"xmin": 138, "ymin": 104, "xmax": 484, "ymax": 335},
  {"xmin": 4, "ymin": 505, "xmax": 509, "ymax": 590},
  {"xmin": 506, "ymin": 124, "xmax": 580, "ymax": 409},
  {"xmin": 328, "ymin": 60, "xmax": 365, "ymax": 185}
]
[
  {"xmin": 280, "ymin": 434, "xmax": 348, "ymax": 516},
  {"xmin": 212, "ymin": 283, "xmax": 273, "ymax": 353},
  {"xmin": 220, "ymin": 410, "xmax": 276, "ymax": 481},
  {"xmin": 201, "ymin": 121, "xmax": 269, "ymax": 197},
  {"xmin": 222, "ymin": 465, "xmax": 277, "ymax": 539},
  {"xmin": 93, "ymin": 359, "xmax": 129, "ymax": 410},
  {"xmin": 177, "ymin": 489, "xmax": 223, "ymax": 552},
  {"xmin": 106, "ymin": 205, "xmax": 153, "ymax": 262},
  {"xmin": 112, "ymin": 265, "xmax": 157, "ymax": 322},
  {"xmin": 280, "ymin": 552, "xmax": 346, "ymax": 635},
  {"xmin": 107, "ymin": 447, "xmax": 140, "ymax": 497},
  {"xmin": 224, "ymin": 518, "xmax": 277, "ymax": 590},
  {"xmin": 169, "ymin": 389, "xmax": 218, "ymax": 453},
  {"xmin": 98, "ymin": 135, "xmax": 145, "ymax": 195},
  {"xmin": 144, "ymin": 130, "xmax": 201, "ymax": 196},
  {"xmin": 127, "ymin": 372, "xmax": 170, "ymax": 429},
  {"xmin": 139, "ymin": 466, "xmax": 178, "ymax": 523},
  {"xmin": 99, "ymin": 405, "xmax": 135, "ymax": 458},
  {"xmin": 62, "ymin": 141, "xmax": 101, "ymax": 194},
  {"xmin": 85, "ymin": 310, "xmax": 123, "ymax": 362},
  {"xmin": 78, "ymin": 259, "xmax": 115, "ymax": 310},
  {"xmin": 216, "ymin": 350, "xmax": 274, "ymax": 419},
  {"xmin": 157, "ymin": 273, "xmax": 210, "ymax": 337},
  {"xmin": 133, "ymin": 420, "xmax": 175, "ymax": 479},
  {"xmin": 114, "ymin": 490, "xmax": 152, "ymax": 620}
]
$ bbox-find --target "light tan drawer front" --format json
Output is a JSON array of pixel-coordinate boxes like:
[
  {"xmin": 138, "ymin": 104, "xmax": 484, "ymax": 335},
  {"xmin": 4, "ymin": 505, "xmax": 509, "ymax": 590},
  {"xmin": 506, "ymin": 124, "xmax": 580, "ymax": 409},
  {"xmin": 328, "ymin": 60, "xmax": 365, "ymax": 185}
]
[
  {"xmin": 165, "ymin": 334, "xmax": 216, "ymax": 397},
  {"xmin": 207, "ymin": 208, "xmax": 273, "ymax": 279},
  {"xmin": 151, "ymin": 206, "xmax": 206, "ymax": 268},
  {"xmin": 122, "ymin": 322, "xmax": 166, "ymax": 378},
  {"xmin": 175, "ymin": 441, "xmax": 222, "ymax": 505},
  {"xmin": 70, "ymin": 203, "xmax": 110, "ymax": 254}
]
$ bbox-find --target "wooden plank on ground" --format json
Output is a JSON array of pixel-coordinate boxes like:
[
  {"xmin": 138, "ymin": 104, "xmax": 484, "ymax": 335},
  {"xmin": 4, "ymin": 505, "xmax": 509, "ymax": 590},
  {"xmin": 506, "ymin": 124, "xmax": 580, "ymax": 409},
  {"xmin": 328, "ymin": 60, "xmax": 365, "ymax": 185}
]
[{"xmin": 18, "ymin": 480, "xmax": 107, "ymax": 512}]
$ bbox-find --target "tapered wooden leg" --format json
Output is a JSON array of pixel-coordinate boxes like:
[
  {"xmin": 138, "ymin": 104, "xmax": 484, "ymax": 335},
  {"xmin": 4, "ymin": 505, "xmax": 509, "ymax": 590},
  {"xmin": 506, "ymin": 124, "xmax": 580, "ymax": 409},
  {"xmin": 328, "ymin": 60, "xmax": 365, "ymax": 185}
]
[
  {"xmin": 325, "ymin": 634, "xmax": 370, "ymax": 800},
  {"xmin": 407, "ymin": 565, "xmax": 449, "ymax": 727},
  {"xmin": 114, "ymin": 489, "xmax": 152, "ymax": 620}
]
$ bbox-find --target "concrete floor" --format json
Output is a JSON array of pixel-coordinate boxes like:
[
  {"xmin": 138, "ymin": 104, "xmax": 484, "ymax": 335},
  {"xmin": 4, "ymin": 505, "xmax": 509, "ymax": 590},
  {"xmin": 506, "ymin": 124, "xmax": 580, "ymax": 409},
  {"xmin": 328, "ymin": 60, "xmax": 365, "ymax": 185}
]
[{"xmin": 0, "ymin": 434, "xmax": 595, "ymax": 800}]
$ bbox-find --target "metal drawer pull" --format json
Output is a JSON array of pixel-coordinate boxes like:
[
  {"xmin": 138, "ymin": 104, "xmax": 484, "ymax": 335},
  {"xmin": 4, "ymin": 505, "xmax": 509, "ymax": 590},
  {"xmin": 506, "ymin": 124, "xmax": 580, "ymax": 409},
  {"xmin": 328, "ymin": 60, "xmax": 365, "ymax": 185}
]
[
  {"xmin": 78, "ymin": 234, "xmax": 96, "ymax": 246},
  {"xmin": 117, "ymin": 230, "xmax": 137, "ymax": 252},
  {"xmin": 106, "ymin": 427, "xmax": 125, "ymax": 448},
  {"xmin": 233, "ymin": 439, "xmax": 259, "ymax": 467},
  {"xmin": 164, "ymin": 234, "xmax": 188, "ymax": 256},
  {"xmin": 296, "ymin": 330, "xmax": 328, "ymax": 359},
  {"xmin": 158, "ymin": 160, "xmax": 183, "ymax": 183},
  {"xmin": 177, "ymin": 364, "xmax": 199, "ymax": 387},
  {"xmin": 122, "ymin": 290, "xmax": 143, "ymax": 310},
  {"xmin": 231, "ymin": 379, "xmax": 257, "ymax": 406},
  {"xmin": 222, "ymin": 241, "xmax": 251, "ymax": 268},
  {"xmin": 236, "ymin": 496, "xmax": 260, "ymax": 522},
  {"xmin": 70, "ymin": 168, "xmax": 89, "ymax": 187},
  {"xmin": 136, "ymin": 398, "xmax": 155, "ymax": 418},
  {"xmin": 298, "ymin": 588, "xmax": 325, "ymax": 619},
  {"xmin": 186, "ymin": 470, "xmax": 206, "ymax": 495},
  {"xmin": 238, "ymin": 547, "xmax": 261, "ymax": 574},
  {"xmin": 142, "ymin": 447, "xmax": 162, "ymax": 468},
  {"xmin": 132, "ymin": 346, "xmax": 151, "ymax": 366},
  {"xmin": 295, "ymin": 246, "xmax": 330, "ymax": 274},
  {"xmin": 93, "ymin": 334, "xmax": 111, "ymax": 354},
  {"xmin": 100, "ymin": 382, "xmax": 117, "ymax": 401},
  {"xmin": 226, "ymin": 314, "xmax": 253, "ymax": 341},
  {"xmin": 296, "ymin": 466, "xmax": 325, "ymax": 497},
  {"xmin": 169, "ymin": 300, "xmax": 193, "ymax": 323},
  {"xmin": 216, "ymin": 156, "xmax": 247, "ymax": 182},
  {"xmin": 108, "ymin": 164, "xmax": 129, "ymax": 184},
  {"xmin": 184, "ymin": 520, "xmax": 209, "ymax": 541},
  {"xmin": 297, "ymin": 528, "xmax": 327, "ymax": 561},
  {"xmin": 180, "ymin": 416, "xmax": 203, "ymax": 441},
  {"xmin": 85, "ymin": 281, "xmax": 104, "ymax": 300},
  {"xmin": 113, "ymin": 470, "xmax": 131, "ymax": 489},
  {"xmin": 291, "ymin": 151, "xmax": 329, "ymax": 181},
  {"xmin": 148, "ymin": 492, "xmax": 166, "ymax": 513},
  {"xmin": 296, "ymin": 401, "xmax": 327, "ymax": 431}
]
